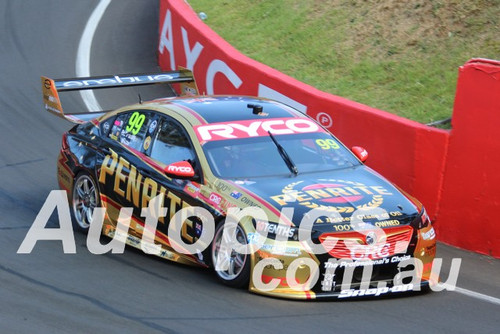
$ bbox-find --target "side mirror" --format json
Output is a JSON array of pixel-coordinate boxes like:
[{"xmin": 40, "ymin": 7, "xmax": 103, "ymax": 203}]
[
  {"xmin": 351, "ymin": 146, "xmax": 368, "ymax": 162},
  {"xmin": 164, "ymin": 161, "xmax": 196, "ymax": 179}
]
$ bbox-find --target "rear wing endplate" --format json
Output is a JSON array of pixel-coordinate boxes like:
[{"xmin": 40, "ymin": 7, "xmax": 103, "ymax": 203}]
[{"xmin": 41, "ymin": 69, "xmax": 199, "ymax": 124}]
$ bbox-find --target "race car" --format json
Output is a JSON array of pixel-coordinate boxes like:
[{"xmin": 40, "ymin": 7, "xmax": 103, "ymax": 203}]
[{"xmin": 42, "ymin": 70, "xmax": 437, "ymax": 300}]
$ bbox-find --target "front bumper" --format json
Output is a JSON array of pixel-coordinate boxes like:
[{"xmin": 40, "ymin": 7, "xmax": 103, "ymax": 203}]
[{"xmin": 247, "ymin": 225, "xmax": 437, "ymax": 300}]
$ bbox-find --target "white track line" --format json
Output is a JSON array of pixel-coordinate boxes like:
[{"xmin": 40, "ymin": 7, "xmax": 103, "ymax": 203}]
[
  {"xmin": 440, "ymin": 283, "xmax": 500, "ymax": 306},
  {"xmin": 76, "ymin": 0, "xmax": 112, "ymax": 111},
  {"xmin": 75, "ymin": 0, "xmax": 500, "ymax": 309}
]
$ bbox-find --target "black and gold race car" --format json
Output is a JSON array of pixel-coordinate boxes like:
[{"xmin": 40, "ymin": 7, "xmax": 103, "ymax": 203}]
[{"xmin": 42, "ymin": 70, "xmax": 437, "ymax": 300}]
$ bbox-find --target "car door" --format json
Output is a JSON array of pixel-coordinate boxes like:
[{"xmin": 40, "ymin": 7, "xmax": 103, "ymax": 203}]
[
  {"xmin": 97, "ymin": 109, "xmax": 161, "ymax": 225},
  {"xmin": 98, "ymin": 110, "xmax": 211, "ymax": 260},
  {"xmin": 144, "ymin": 114, "xmax": 206, "ymax": 249}
]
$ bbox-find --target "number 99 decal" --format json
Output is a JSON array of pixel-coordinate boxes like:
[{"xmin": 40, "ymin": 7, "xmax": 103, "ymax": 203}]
[
  {"xmin": 315, "ymin": 139, "xmax": 340, "ymax": 150},
  {"xmin": 126, "ymin": 111, "xmax": 146, "ymax": 135}
]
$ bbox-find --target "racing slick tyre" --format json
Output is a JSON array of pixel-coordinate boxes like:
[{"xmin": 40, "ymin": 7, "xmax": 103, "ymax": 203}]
[
  {"xmin": 211, "ymin": 220, "xmax": 251, "ymax": 288},
  {"xmin": 70, "ymin": 171, "xmax": 100, "ymax": 233}
]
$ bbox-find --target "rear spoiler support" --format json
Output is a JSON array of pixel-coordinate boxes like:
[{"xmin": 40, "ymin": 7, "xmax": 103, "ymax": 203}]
[{"xmin": 41, "ymin": 69, "xmax": 199, "ymax": 124}]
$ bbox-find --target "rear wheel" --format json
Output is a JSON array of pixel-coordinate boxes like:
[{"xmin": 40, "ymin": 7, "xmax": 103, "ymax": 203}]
[
  {"xmin": 211, "ymin": 220, "xmax": 251, "ymax": 288},
  {"xmin": 71, "ymin": 172, "xmax": 99, "ymax": 233}
]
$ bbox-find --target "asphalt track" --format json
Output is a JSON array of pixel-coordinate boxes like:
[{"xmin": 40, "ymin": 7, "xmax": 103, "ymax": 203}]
[{"xmin": 0, "ymin": 1, "xmax": 499, "ymax": 333}]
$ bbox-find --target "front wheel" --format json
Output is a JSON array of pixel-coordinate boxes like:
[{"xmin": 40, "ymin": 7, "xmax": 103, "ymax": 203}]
[
  {"xmin": 71, "ymin": 172, "xmax": 100, "ymax": 233},
  {"xmin": 211, "ymin": 220, "xmax": 251, "ymax": 288}
]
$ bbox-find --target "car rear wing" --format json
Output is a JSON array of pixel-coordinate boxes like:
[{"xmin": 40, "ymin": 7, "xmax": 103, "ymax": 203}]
[{"xmin": 41, "ymin": 69, "xmax": 199, "ymax": 124}]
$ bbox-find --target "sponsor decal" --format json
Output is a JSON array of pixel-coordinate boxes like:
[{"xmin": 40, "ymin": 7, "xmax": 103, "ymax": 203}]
[
  {"xmin": 184, "ymin": 181, "xmax": 201, "ymax": 197},
  {"xmin": 194, "ymin": 117, "xmax": 324, "ymax": 142},
  {"xmin": 330, "ymin": 220, "xmax": 400, "ymax": 231},
  {"xmin": 239, "ymin": 196, "xmax": 263, "ymax": 208},
  {"xmin": 209, "ymin": 192, "xmax": 222, "ymax": 205},
  {"xmin": 43, "ymin": 94, "xmax": 59, "ymax": 104},
  {"xmin": 97, "ymin": 150, "xmax": 187, "ymax": 225},
  {"xmin": 44, "ymin": 104, "xmax": 62, "ymax": 114},
  {"xmin": 230, "ymin": 190, "xmax": 242, "ymax": 199},
  {"xmin": 60, "ymin": 74, "xmax": 176, "ymax": 88},
  {"xmin": 255, "ymin": 221, "xmax": 296, "ymax": 239},
  {"xmin": 324, "ymin": 255, "xmax": 411, "ymax": 269},
  {"xmin": 107, "ymin": 228, "xmax": 177, "ymax": 260},
  {"xmin": 374, "ymin": 219, "xmax": 400, "ymax": 227},
  {"xmin": 143, "ymin": 136, "xmax": 152, "ymax": 150},
  {"xmin": 271, "ymin": 179, "xmax": 393, "ymax": 213},
  {"xmin": 338, "ymin": 284, "xmax": 414, "ymax": 298},
  {"xmin": 330, "ymin": 219, "xmax": 401, "ymax": 232},
  {"xmin": 198, "ymin": 190, "xmax": 236, "ymax": 214},
  {"xmin": 194, "ymin": 221, "xmax": 203, "ymax": 237},
  {"xmin": 215, "ymin": 181, "xmax": 231, "ymax": 192},
  {"xmin": 148, "ymin": 120, "xmax": 158, "ymax": 134},
  {"xmin": 263, "ymin": 258, "xmax": 289, "ymax": 271},
  {"xmin": 166, "ymin": 163, "xmax": 194, "ymax": 175},
  {"xmin": 248, "ymin": 233, "xmax": 301, "ymax": 257},
  {"xmin": 421, "ymin": 227, "xmax": 436, "ymax": 240}
]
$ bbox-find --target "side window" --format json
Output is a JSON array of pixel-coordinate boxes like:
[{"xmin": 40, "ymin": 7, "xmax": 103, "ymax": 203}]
[
  {"xmin": 108, "ymin": 111, "xmax": 158, "ymax": 152},
  {"xmin": 101, "ymin": 116, "xmax": 116, "ymax": 137},
  {"xmin": 150, "ymin": 117, "xmax": 195, "ymax": 165}
]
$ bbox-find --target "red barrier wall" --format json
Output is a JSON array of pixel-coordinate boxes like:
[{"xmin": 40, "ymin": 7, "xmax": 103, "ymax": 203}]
[
  {"xmin": 437, "ymin": 60, "xmax": 500, "ymax": 256},
  {"xmin": 158, "ymin": 0, "xmax": 500, "ymax": 257}
]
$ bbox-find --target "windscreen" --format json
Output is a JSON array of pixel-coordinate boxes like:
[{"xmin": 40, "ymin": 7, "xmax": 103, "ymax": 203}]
[{"xmin": 202, "ymin": 132, "xmax": 360, "ymax": 178}]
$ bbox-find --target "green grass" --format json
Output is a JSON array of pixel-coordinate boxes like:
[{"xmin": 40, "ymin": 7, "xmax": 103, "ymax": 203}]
[{"xmin": 186, "ymin": 0, "xmax": 500, "ymax": 124}]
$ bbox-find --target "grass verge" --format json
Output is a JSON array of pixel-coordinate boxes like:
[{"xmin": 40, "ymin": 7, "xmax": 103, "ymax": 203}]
[{"xmin": 187, "ymin": 0, "xmax": 499, "ymax": 125}]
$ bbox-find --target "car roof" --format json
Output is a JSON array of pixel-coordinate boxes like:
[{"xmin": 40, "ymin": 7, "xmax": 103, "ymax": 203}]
[{"xmin": 145, "ymin": 96, "xmax": 304, "ymax": 125}]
